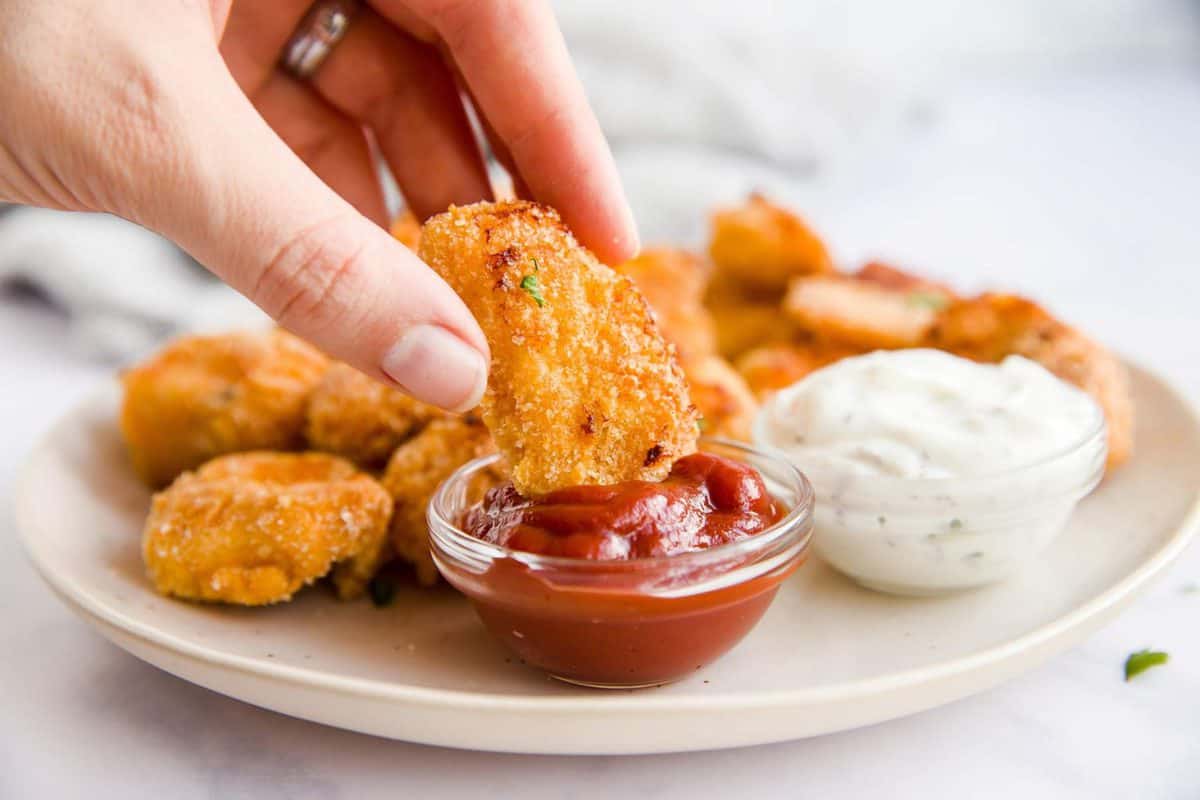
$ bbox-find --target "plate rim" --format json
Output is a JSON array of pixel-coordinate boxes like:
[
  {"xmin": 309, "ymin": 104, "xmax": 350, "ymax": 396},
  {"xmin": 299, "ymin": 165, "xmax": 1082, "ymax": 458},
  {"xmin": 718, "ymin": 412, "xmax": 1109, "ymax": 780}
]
[{"xmin": 15, "ymin": 364, "xmax": 1200, "ymax": 717}]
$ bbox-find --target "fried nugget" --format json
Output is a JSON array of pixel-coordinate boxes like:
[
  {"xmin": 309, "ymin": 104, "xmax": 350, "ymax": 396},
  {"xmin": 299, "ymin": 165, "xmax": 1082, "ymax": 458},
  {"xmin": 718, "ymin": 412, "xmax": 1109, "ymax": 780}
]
[
  {"xmin": 928, "ymin": 293, "xmax": 1133, "ymax": 469},
  {"xmin": 683, "ymin": 356, "xmax": 758, "ymax": 441},
  {"xmin": 783, "ymin": 274, "xmax": 941, "ymax": 350},
  {"xmin": 390, "ymin": 209, "xmax": 421, "ymax": 250},
  {"xmin": 419, "ymin": 201, "xmax": 699, "ymax": 495},
  {"xmin": 735, "ymin": 342, "xmax": 862, "ymax": 399},
  {"xmin": 701, "ymin": 268, "xmax": 801, "ymax": 359},
  {"xmin": 142, "ymin": 452, "xmax": 392, "ymax": 605},
  {"xmin": 381, "ymin": 416, "xmax": 497, "ymax": 585},
  {"xmin": 305, "ymin": 362, "xmax": 446, "ymax": 468},
  {"xmin": 615, "ymin": 247, "xmax": 717, "ymax": 362},
  {"xmin": 708, "ymin": 194, "xmax": 834, "ymax": 292},
  {"xmin": 120, "ymin": 330, "xmax": 329, "ymax": 488}
]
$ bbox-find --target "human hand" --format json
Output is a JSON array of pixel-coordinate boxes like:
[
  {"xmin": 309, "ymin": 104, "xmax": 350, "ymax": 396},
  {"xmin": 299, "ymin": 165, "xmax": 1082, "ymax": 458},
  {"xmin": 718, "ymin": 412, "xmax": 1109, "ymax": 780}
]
[{"xmin": 0, "ymin": 0, "xmax": 637, "ymax": 411}]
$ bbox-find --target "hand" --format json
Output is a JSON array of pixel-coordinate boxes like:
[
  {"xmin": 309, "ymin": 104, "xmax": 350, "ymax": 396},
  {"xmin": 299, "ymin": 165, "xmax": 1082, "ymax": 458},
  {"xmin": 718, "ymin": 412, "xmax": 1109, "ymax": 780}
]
[{"xmin": 0, "ymin": 0, "xmax": 637, "ymax": 411}]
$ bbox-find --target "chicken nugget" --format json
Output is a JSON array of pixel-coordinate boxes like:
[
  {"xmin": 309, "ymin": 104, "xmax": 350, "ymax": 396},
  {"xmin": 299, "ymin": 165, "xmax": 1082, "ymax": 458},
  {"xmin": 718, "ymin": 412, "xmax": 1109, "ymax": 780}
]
[
  {"xmin": 683, "ymin": 356, "xmax": 758, "ymax": 441},
  {"xmin": 306, "ymin": 362, "xmax": 446, "ymax": 468},
  {"xmin": 419, "ymin": 201, "xmax": 699, "ymax": 495},
  {"xmin": 708, "ymin": 194, "xmax": 834, "ymax": 292},
  {"xmin": 928, "ymin": 293, "xmax": 1133, "ymax": 469},
  {"xmin": 120, "ymin": 330, "xmax": 329, "ymax": 488},
  {"xmin": 381, "ymin": 415, "xmax": 498, "ymax": 585},
  {"xmin": 735, "ymin": 341, "xmax": 862, "ymax": 399},
  {"xmin": 702, "ymin": 270, "xmax": 799, "ymax": 359},
  {"xmin": 142, "ymin": 452, "xmax": 392, "ymax": 605},
  {"xmin": 615, "ymin": 247, "xmax": 717, "ymax": 362},
  {"xmin": 783, "ymin": 274, "xmax": 940, "ymax": 350}
]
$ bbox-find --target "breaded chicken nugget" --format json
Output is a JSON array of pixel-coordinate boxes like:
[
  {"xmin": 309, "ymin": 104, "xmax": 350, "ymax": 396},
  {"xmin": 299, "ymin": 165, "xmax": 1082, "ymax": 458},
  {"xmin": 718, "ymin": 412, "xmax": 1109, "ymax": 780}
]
[
  {"xmin": 419, "ymin": 201, "xmax": 699, "ymax": 495},
  {"xmin": 783, "ymin": 274, "xmax": 941, "ymax": 350},
  {"xmin": 121, "ymin": 330, "xmax": 329, "ymax": 488},
  {"xmin": 702, "ymin": 270, "xmax": 799, "ymax": 360},
  {"xmin": 305, "ymin": 362, "xmax": 446, "ymax": 468},
  {"xmin": 928, "ymin": 293, "xmax": 1133, "ymax": 469},
  {"xmin": 735, "ymin": 342, "xmax": 863, "ymax": 399},
  {"xmin": 683, "ymin": 356, "xmax": 758, "ymax": 441},
  {"xmin": 615, "ymin": 248, "xmax": 717, "ymax": 362},
  {"xmin": 143, "ymin": 452, "xmax": 392, "ymax": 605},
  {"xmin": 708, "ymin": 194, "xmax": 834, "ymax": 292},
  {"xmin": 381, "ymin": 415, "xmax": 497, "ymax": 585},
  {"xmin": 390, "ymin": 209, "xmax": 421, "ymax": 250}
]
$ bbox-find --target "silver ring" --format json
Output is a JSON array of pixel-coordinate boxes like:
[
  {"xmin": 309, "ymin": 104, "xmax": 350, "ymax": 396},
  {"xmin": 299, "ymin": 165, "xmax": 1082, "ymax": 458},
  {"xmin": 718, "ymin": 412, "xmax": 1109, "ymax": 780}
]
[{"xmin": 281, "ymin": 0, "xmax": 360, "ymax": 80}]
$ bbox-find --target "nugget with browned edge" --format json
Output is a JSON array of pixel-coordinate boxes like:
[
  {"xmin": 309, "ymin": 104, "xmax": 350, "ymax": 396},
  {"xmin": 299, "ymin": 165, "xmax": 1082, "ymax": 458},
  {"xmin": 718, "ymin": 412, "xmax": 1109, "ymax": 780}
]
[
  {"xmin": 120, "ymin": 330, "xmax": 329, "ymax": 488},
  {"xmin": 306, "ymin": 362, "xmax": 446, "ymax": 468},
  {"xmin": 783, "ymin": 274, "xmax": 942, "ymax": 350},
  {"xmin": 381, "ymin": 415, "xmax": 497, "ymax": 585},
  {"xmin": 143, "ymin": 452, "xmax": 392, "ymax": 605},
  {"xmin": 419, "ymin": 201, "xmax": 699, "ymax": 495},
  {"xmin": 708, "ymin": 194, "xmax": 834, "ymax": 292}
]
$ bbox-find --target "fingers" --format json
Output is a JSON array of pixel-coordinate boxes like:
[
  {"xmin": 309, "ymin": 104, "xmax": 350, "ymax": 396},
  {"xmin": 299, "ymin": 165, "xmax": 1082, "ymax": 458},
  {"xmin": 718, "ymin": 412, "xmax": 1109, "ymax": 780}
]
[
  {"xmin": 252, "ymin": 73, "xmax": 387, "ymax": 225},
  {"xmin": 141, "ymin": 53, "xmax": 488, "ymax": 412},
  {"xmin": 378, "ymin": 0, "xmax": 638, "ymax": 264},
  {"xmin": 310, "ymin": 8, "xmax": 491, "ymax": 220}
]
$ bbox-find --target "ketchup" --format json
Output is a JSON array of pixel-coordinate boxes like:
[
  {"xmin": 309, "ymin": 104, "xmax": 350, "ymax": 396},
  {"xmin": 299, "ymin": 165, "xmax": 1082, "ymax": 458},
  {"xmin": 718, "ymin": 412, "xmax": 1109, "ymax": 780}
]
[
  {"xmin": 463, "ymin": 452, "xmax": 782, "ymax": 559},
  {"xmin": 438, "ymin": 452, "xmax": 807, "ymax": 688}
]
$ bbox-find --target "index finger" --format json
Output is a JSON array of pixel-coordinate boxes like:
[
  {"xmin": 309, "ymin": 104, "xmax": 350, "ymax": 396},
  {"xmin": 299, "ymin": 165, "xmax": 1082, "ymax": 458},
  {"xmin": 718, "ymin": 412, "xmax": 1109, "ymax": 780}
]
[{"xmin": 375, "ymin": 0, "xmax": 638, "ymax": 264}]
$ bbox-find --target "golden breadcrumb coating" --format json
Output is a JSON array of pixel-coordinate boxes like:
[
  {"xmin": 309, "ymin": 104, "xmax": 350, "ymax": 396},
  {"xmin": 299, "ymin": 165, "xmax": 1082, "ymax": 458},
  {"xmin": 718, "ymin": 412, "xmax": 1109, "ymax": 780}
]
[
  {"xmin": 390, "ymin": 209, "xmax": 421, "ymax": 250},
  {"xmin": 120, "ymin": 330, "xmax": 329, "ymax": 488},
  {"xmin": 419, "ymin": 200, "xmax": 699, "ymax": 495},
  {"xmin": 142, "ymin": 452, "xmax": 392, "ymax": 605},
  {"xmin": 928, "ymin": 293, "xmax": 1133, "ymax": 469},
  {"xmin": 305, "ymin": 362, "xmax": 446, "ymax": 468},
  {"xmin": 381, "ymin": 416, "xmax": 497, "ymax": 585},
  {"xmin": 783, "ymin": 274, "xmax": 942, "ymax": 350},
  {"xmin": 736, "ymin": 342, "xmax": 864, "ymax": 399},
  {"xmin": 683, "ymin": 356, "xmax": 758, "ymax": 441},
  {"xmin": 615, "ymin": 247, "xmax": 717, "ymax": 362},
  {"xmin": 708, "ymin": 193, "xmax": 834, "ymax": 292}
]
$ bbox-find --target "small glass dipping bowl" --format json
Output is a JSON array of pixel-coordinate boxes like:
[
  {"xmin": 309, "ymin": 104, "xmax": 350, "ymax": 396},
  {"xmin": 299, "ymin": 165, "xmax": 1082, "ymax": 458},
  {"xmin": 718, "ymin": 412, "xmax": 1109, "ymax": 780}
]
[
  {"xmin": 427, "ymin": 439, "xmax": 814, "ymax": 689},
  {"xmin": 755, "ymin": 412, "xmax": 1108, "ymax": 596}
]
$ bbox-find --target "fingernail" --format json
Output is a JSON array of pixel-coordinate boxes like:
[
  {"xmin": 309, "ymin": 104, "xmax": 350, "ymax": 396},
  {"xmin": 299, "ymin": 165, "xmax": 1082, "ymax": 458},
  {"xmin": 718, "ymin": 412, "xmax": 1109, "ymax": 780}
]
[{"xmin": 382, "ymin": 324, "xmax": 487, "ymax": 412}]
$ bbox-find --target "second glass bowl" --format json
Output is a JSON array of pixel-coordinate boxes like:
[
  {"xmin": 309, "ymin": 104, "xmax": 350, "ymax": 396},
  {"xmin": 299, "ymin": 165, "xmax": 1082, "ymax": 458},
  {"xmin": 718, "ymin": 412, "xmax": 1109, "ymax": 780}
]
[{"xmin": 428, "ymin": 439, "xmax": 814, "ymax": 688}]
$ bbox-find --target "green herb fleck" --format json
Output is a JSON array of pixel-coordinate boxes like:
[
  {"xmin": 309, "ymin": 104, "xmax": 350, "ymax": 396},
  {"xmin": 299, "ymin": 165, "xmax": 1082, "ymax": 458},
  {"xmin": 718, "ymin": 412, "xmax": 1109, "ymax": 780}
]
[
  {"xmin": 697, "ymin": 417, "xmax": 709, "ymax": 433},
  {"xmin": 368, "ymin": 575, "xmax": 398, "ymax": 608},
  {"xmin": 907, "ymin": 291, "xmax": 948, "ymax": 310},
  {"xmin": 949, "ymin": 518, "xmax": 963, "ymax": 530},
  {"xmin": 520, "ymin": 274, "xmax": 546, "ymax": 307},
  {"xmin": 1124, "ymin": 649, "xmax": 1169, "ymax": 682}
]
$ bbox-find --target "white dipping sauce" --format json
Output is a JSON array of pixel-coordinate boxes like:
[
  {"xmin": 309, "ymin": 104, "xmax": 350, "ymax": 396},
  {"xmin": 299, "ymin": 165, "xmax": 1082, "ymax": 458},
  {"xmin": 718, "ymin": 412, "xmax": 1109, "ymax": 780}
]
[{"xmin": 753, "ymin": 349, "xmax": 1107, "ymax": 594}]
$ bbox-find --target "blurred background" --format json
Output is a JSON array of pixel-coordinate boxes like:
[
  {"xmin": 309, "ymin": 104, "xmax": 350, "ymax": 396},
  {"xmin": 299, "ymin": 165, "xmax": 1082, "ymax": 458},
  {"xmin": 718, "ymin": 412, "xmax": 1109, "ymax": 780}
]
[{"xmin": 2, "ymin": 0, "xmax": 1196, "ymax": 384}]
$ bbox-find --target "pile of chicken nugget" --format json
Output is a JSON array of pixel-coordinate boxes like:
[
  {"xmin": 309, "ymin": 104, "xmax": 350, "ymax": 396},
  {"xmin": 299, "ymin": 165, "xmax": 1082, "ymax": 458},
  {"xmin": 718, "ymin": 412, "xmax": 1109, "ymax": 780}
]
[{"xmin": 123, "ymin": 194, "xmax": 1133, "ymax": 608}]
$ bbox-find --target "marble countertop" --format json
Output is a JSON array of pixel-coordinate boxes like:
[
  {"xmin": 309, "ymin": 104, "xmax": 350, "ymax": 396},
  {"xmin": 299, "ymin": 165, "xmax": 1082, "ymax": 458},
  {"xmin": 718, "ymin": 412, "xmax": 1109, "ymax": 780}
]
[{"xmin": 3, "ymin": 64, "xmax": 1199, "ymax": 799}]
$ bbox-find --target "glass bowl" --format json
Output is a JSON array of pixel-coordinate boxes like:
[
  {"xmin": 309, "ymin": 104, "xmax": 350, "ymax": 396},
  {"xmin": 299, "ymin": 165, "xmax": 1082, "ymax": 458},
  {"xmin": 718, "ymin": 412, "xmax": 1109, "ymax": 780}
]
[
  {"xmin": 755, "ymin": 409, "xmax": 1108, "ymax": 596},
  {"xmin": 427, "ymin": 438, "xmax": 814, "ymax": 689}
]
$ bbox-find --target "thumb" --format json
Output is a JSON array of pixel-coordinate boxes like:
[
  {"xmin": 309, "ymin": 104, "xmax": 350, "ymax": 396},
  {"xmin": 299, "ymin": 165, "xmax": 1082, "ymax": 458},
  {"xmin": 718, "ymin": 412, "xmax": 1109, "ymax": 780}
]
[{"xmin": 138, "ymin": 56, "xmax": 488, "ymax": 413}]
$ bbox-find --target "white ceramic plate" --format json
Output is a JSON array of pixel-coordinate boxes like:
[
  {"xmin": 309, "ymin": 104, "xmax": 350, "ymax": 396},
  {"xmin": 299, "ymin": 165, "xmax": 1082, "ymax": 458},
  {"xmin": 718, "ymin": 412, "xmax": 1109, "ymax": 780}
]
[{"xmin": 16, "ymin": 365, "xmax": 1200, "ymax": 755}]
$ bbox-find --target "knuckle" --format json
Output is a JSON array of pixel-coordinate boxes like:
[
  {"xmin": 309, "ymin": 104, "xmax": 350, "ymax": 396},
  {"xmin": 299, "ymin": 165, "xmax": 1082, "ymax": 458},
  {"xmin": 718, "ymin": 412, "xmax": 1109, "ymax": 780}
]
[{"xmin": 254, "ymin": 216, "xmax": 370, "ymax": 332}]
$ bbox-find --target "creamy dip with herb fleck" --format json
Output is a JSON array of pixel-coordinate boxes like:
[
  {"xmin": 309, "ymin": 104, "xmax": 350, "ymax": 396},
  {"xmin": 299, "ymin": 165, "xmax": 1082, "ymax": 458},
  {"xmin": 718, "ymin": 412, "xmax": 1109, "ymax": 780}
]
[
  {"xmin": 755, "ymin": 349, "xmax": 1099, "ymax": 479},
  {"xmin": 753, "ymin": 349, "xmax": 1107, "ymax": 594}
]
